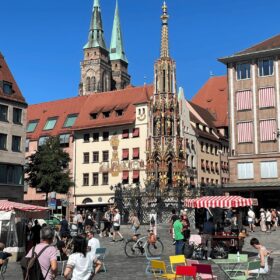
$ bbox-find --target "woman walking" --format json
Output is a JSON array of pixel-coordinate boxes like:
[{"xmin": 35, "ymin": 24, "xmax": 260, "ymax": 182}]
[{"xmin": 259, "ymin": 209, "xmax": 267, "ymax": 232}]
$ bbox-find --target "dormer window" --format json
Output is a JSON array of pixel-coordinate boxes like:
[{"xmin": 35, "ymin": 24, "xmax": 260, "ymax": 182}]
[
  {"xmin": 90, "ymin": 113, "xmax": 98, "ymax": 120},
  {"xmin": 116, "ymin": 109, "xmax": 123, "ymax": 117},
  {"xmin": 102, "ymin": 111, "xmax": 110, "ymax": 118},
  {"xmin": 43, "ymin": 117, "xmax": 57, "ymax": 130},
  {"xmin": 3, "ymin": 82, "xmax": 13, "ymax": 95}
]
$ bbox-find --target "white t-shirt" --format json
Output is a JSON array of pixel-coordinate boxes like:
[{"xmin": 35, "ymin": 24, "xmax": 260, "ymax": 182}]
[
  {"xmin": 88, "ymin": 237, "xmax": 100, "ymax": 259},
  {"xmin": 67, "ymin": 252, "xmax": 94, "ymax": 280},
  {"xmin": 266, "ymin": 211, "xmax": 271, "ymax": 222},
  {"xmin": 113, "ymin": 213, "xmax": 121, "ymax": 226}
]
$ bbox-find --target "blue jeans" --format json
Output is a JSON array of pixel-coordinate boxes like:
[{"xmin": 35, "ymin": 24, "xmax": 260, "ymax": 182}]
[{"xmin": 175, "ymin": 240, "xmax": 184, "ymax": 255}]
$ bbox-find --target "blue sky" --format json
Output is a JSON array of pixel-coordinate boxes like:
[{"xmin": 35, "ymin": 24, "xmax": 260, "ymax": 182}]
[{"xmin": 1, "ymin": 0, "xmax": 280, "ymax": 104}]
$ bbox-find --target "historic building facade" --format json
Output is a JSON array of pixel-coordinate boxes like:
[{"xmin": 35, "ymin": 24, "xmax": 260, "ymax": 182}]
[
  {"xmin": 219, "ymin": 34, "xmax": 280, "ymax": 207},
  {"xmin": 79, "ymin": 0, "xmax": 130, "ymax": 95},
  {"xmin": 0, "ymin": 52, "xmax": 27, "ymax": 202}
]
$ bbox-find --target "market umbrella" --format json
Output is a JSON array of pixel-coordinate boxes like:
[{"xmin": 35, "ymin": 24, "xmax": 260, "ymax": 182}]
[
  {"xmin": 0, "ymin": 200, "xmax": 48, "ymax": 212},
  {"xmin": 184, "ymin": 196, "xmax": 254, "ymax": 208}
]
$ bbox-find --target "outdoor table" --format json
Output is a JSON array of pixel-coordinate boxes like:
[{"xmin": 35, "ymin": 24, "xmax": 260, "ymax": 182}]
[{"xmin": 212, "ymin": 258, "xmax": 248, "ymax": 279}]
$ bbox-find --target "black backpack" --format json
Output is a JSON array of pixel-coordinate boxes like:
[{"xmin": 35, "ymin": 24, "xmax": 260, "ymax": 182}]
[{"xmin": 21, "ymin": 245, "xmax": 51, "ymax": 280}]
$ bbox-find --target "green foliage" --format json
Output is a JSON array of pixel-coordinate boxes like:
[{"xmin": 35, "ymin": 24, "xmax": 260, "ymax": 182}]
[{"xmin": 25, "ymin": 136, "xmax": 73, "ymax": 199}]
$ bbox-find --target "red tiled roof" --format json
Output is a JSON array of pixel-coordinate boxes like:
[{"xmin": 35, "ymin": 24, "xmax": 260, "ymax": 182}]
[
  {"xmin": 73, "ymin": 85, "xmax": 153, "ymax": 130},
  {"xmin": 191, "ymin": 76, "xmax": 228, "ymax": 127},
  {"xmin": 0, "ymin": 52, "xmax": 26, "ymax": 104},
  {"xmin": 27, "ymin": 85, "xmax": 153, "ymax": 140},
  {"xmin": 236, "ymin": 33, "xmax": 280, "ymax": 55},
  {"xmin": 27, "ymin": 96, "xmax": 88, "ymax": 140}
]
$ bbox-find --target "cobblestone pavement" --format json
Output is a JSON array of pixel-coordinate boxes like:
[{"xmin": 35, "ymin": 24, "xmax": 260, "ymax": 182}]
[{"xmin": 4, "ymin": 225, "xmax": 280, "ymax": 279}]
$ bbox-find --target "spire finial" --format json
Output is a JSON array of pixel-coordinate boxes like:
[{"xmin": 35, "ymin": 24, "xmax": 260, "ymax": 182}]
[
  {"xmin": 160, "ymin": 1, "xmax": 169, "ymax": 58},
  {"xmin": 94, "ymin": 0, "xmax": 100, "ymax": 8}
]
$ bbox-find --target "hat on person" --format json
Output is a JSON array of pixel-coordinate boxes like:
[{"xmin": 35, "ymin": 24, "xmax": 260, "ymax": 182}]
[{"xmin": 260, "ymin": 208, "xmax": 264, "ymax": 212}]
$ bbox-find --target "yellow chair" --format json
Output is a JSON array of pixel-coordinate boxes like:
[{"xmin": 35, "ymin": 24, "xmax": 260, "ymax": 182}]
[
  {"xmin": 169, "ymin": 255, "xmax": 187, "ymax": 274},
  {"xmin": 150, "ymin": 260, "xmax": 176, "ymax": 279}
]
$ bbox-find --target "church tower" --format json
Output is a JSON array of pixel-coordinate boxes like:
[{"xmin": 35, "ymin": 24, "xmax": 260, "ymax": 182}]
[
  {"xmin": 109, "ymin": 0, "xmax": 130, "ymax": 90},
  {"xmin": 79, "ymin": 0, "xmax": 112, "ymax": 95},
  {"xmin": 146, "ymin": 2, "xmax": 187, "ymax": 190}
]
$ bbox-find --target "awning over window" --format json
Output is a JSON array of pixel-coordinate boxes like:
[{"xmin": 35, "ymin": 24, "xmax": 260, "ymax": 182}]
[
  {"xmin": 133, "ymin": 170, "xmax": 139, "ymax": 179},
  {"xmin": 122, "ymin": 171, "xmax": 129, "ymax": 180},
  {"xmin": 133, "ymin": 128, "xmax": 139, "ymax": 137},
  {"xmin": 133, "ymin": 148, "xmax": 139, "ymax": 158},
  {"xmin": 122, "ymin": 149, "xmax": 129, "ymax": 159}
]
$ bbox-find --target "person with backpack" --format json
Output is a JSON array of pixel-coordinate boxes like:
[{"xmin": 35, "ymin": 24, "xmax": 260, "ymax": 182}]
[{"xmin": 23, "ymin": 226, "xmax": 57, "ymax": 280}]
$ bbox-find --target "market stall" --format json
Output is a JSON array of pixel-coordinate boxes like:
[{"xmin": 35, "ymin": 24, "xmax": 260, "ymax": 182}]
[
  {"xmin": 0, "ymin": 200, "xmax": 48, "ymax": 261},
  {"xmin": 184, "ymin": 196, "xmax": 256, "ymax": 258}
]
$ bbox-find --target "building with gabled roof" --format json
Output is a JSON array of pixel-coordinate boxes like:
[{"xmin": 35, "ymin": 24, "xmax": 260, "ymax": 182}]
[
  {"xmin": 0, "ymin": 52, "xmax": 27, "ymax": 202},
  {"xmin": 219, "ymin": 33, "xmax": 280, "ymax": 208}
]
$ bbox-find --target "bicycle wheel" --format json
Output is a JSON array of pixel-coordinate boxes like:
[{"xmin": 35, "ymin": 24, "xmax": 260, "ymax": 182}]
[
  {"xmin": 124, "ymin": 240, "xmax": 144, "ymax": 257},
  {"xmin": 147, "ymin": 238, "xmax": 164, "ymax": 256}
]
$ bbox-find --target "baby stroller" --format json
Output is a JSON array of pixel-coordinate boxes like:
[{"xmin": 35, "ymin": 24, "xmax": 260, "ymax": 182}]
[{"xmin": 186, "ymin": 234, "xmax": 205, "ymax": 260}]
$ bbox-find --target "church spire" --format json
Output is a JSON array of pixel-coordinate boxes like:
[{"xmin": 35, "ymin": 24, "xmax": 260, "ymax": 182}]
[
  {"xmin": 110, "ymin": 0, "xmax": 128, "ymax": 63},
  {"xmin": 84, "ymin": 0, "xmax": 107, "ymax": 50},
  {"xmin": 160, "ymin": 1, "xmax": 170, "ymax": 58}
]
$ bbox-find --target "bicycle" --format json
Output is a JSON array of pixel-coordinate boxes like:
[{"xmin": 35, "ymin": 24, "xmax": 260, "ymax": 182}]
[{"xmin": 124, "ymin": 232, "xmax": 164, "ymax": 258}]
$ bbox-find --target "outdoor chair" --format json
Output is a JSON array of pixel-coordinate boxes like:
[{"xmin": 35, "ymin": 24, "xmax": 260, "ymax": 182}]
[
  {"xmin": 150, "ymin": 260, "xmax": 176, "ymax": 279},
  {"xmin": 175, "ymin": 266, "xmax": 197, "ymax": 280},
  {"xmin": 228, "ymin": 254, "xmax": 248, "ymax": 262},
  {"xmin": 191, "ymin": 263, "xmax": 217, "ymax": 280},
  {"xmin": 56, "ymin": 250, "xmax": 67, "ymax": 276},
  {"xmin": 169, "ymin": 255, "xmax": 186, "ymax": 274},
  {"xmin": 0, "ymin": 259, "xmax": 9, "ymax": 280},
  {"xmin": 260, "ymin": 256, "xmax": 274, "ymax": 279},
  {"xmin": 225, "ymin": 260, "xmax": 261, "ymax": 280},
  {"xmin": 145, "ymin": 247, "xmax": 161, "ymax": 274},
  {"xmin": 186, "ymin": 259, "xmax": 199, "ymax": 266},
  {"xmin": 95, "ymin": 247, "xmax": 107, "ymax": 272}
]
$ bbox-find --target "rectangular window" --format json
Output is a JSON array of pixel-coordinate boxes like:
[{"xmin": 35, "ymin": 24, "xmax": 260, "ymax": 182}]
[
  {"xmin": 236, "ymin": 63, "xmax": 251, "ymax": 80},
  {"xmin": 93, "ymin": 133, "xmax": 99, "ymax": 142},
  {"xmin": 103, "ymin": 132, "xmax": 109, "ymax": 141},
  {"xmin": 25, "ymin": 139, "xmax": 30, "ymax": 152},
  {"xmin": 122, "ymin": 171, "xmax": 129, "ymax": 184},
  {"xmin": 27, "ymin": 120, "xmax": 39, "ymax": 133},
  {"xmin": 133, "ymin": 170, "xmax": 140, "ymax": 184},
  {"xmin": 259, "ymin": 87, "xmax": 276, "ymax": 108},
  {"xmin": 0, "ymin": 164, "xmax": 23, "ymax": 185},
  {"xmin": 260, "ymin": 119, "xmax": 276, "ymax": 142},
  {"xmin": 102, "ymin": 173, "xmax": 109, "ymax": 185},
  {"xmin": 260, "ymin": 161, "xmax": 278, "ymax": 179},
  {"xmin": 3, "ymin": 82, "xmax": 13, "ymax": 95},
  {"xmin": 122, "ymin": 149, "xmax": 129, "ymax": 160},
  {"xmin": 236, "ymin": 90, "xmax": 252, "ymax": 111},
  {"xmin": 0, "ymin": 105, "xmax": 8, "ymax": 122},
  {"xmin": 38, "ymin": 136, "xmax": 49, "ymax": 146},
  {"xmin": 92, "ymin": 152, "xmax": 99, "ymax": 163},
  {"xmin": 237, "ymin": 122, "xmax": 253, "ymax": 143},
  {"xmin": 259, "ymin": 58, "xmax": 274, "ymax": 76},
  {"xmin": 133, "ymin": 148, "xmax": 139, "ymax": 159},
  {"xmin": 83, "ymin": 173, "xmax": 89, "ymax": 186},
  {"xmin": 103, "ymin": 151, "xmax": 109, "ymax": 162},
  {"xmin": 83, "ymin": 152, "xmax": 90, "ymax": 164},
  {"xmin": 59, "ymin": 134, "xmax": 70, "ymax": 147},
  {"xmin": 63, "ymin": 114, "xmax": 78, "ymax": 128},
  {"xmin": 84, "ymin": 133, "xmax": 90, "ymax": 142},
  {"xmin": 12, "ymin": 136, "xmax": 21, "ymax": 152},
  {"xmin": 92, "ymin": 173, "xmax": 99, "ymax": 186},
  {"xmin": 237, "ymin": 162, "xmax": 254, "ymax": 179},
  {"xmin": 43, "ymin": 117, "xmax": 57, "ymax": 130},
  {"xmin": 133, "ymin": 128, "xmax": 140, "ymax": 137},
  {"xmin": 13, "ymin": 108, "xmax": 22, "ymax": 124},
  {"xmin": 122, "ymin": 129, "xmax": 129, "ymax": 139},
  {"xmin": 0, "ymin": 133, "xmax": 7, "ymax": 150}
]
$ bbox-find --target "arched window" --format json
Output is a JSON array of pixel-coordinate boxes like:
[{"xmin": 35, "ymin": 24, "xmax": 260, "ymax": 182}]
[
  {"xmin": 82, "ymin": 198, "xmax": 93, "ymax": 204},
  {"xmin": 91, "ymin": 77, "xmax": 96, "ymax": 91},
  {"xmin": 86, "ymin": 77, "xmax": 91, "ymax": 91}
]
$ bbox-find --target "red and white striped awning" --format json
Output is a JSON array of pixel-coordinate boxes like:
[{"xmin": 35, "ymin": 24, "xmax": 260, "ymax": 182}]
[
  {"xmin": 184, "ymin": 196, "xmax": 254, "ymax": 209},
  {"xmin": 0, "ymin": 200, "xmax": 48, "ymax": 212}
]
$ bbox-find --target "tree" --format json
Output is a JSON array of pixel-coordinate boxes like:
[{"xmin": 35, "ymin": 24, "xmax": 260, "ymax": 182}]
[{"xmin": 25, "ymin": 136, "xmax": 74, "ymax": 204}]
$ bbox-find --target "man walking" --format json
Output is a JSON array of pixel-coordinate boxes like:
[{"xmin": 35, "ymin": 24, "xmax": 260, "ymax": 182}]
[
  {"xmin": 202, "ymin": 217, "xmax": 215, "ymax": 260},
  {"xmin": 173, "ymin": 217, "xmax": 184, "ymax": 255}
]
